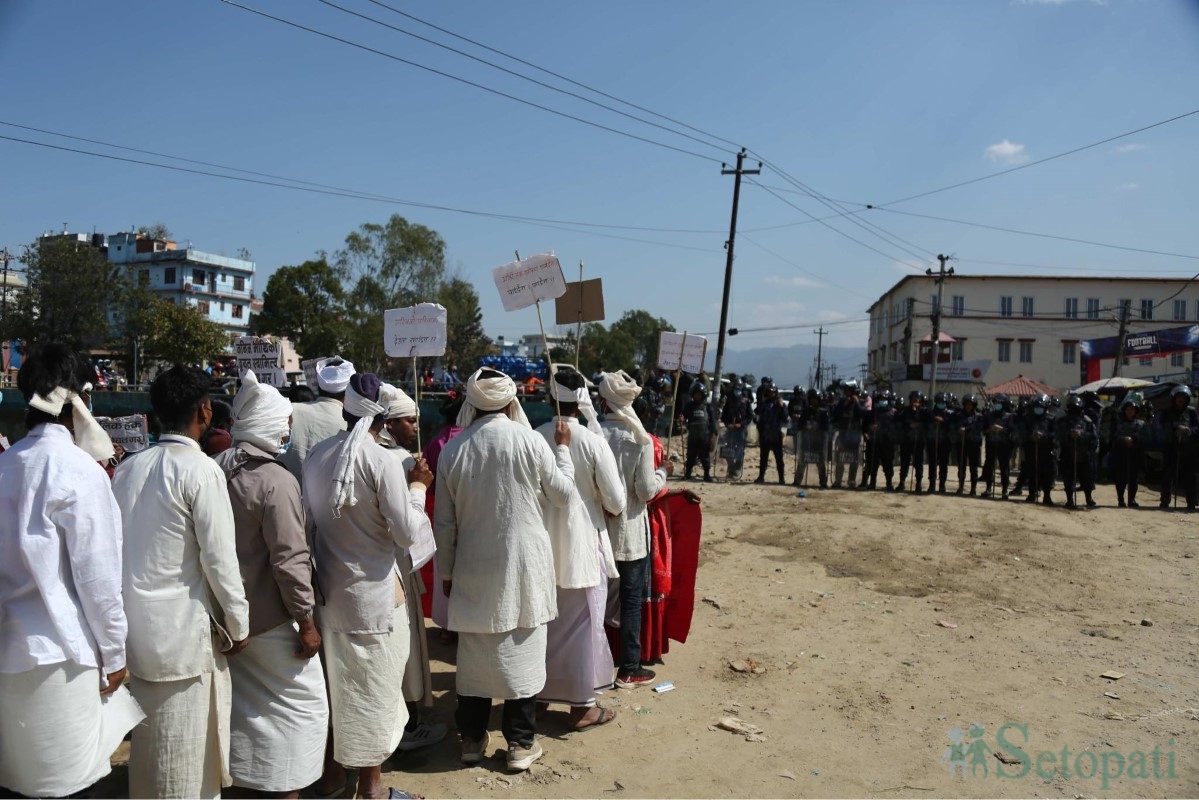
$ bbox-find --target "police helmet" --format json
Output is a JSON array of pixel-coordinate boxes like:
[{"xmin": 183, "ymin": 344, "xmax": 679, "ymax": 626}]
[
  {"xmin": 1066, "ymin": 395, "xmax": 1084, "ymax": 413},
  {"xmin": 1171, "ymin": 385, "xmax": 1192, "ymax": 399}
]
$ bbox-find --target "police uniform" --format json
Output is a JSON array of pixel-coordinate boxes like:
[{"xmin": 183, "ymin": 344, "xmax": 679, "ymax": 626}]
[{"xmin": 952, "ymin": 396, "xmax": 985, "ymax": 495}]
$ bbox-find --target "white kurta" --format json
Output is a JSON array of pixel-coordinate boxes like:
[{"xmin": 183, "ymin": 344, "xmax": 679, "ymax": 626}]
[
  {"xmin": 229, "ymin": 622, "xmax": 328, "ymax": 792},
  {"xmin": 600, "ymin": 421, "xmax": 667, "ymax": 562}
]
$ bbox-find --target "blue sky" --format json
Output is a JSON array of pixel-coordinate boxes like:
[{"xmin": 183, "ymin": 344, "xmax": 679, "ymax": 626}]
[{"xmin": 2, "ymin": 0, "xmax": 1197, "ymax": 353}]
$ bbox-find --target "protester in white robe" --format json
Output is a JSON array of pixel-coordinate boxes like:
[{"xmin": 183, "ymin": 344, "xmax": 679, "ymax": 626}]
[
  {"xmin": 598, "ymin": 370, "xmax": 670, "ymax": 689},
  {"xmin": 535, "ymin": 370, "xmax": 625, "ymax": 730},
  {"xmin": 279, "ymin": 355, "xmax": 353, "ymax": 482},
  {"xmin": 214, "ymin": 370, "xmax": 328, "ymax": 797},
  {"xmin": 379, "ymin": 389, "xmax": 449, "ymax": 753},
  {"xmin": 0, "ymin": 344, "xmax": 138, "ymax": 798},
  {"xmin": 434, "ymin": 368, "xmax": 575, "ymax": 773},
  {"xmin": 113, "ymin": 365, "xmax": 251, "ymax": 800},
  {"xmin": 304, "ymin": 372, "xmax": 432, "ymax": 800}
]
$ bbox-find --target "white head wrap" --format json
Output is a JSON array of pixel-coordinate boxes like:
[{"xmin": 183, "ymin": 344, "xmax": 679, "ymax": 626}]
[
  {"xmin": 550, "ymin": 375, "xmax": 601, "ymax": 434},
  {"xmin": 385, "ymin": 387, "xmax": 418, "ymax": 420},
  {"xmin": 230, "ymin": 370, "xmax": 293, "ymax": 454},
  {"xmin": 331, "ymin": 376, "xmax": 394, "ymax": 517},
  {"xmin": 316, "ymin": 356, "xmax": 355, "ymax": 394},
  {"xmin": 598, "ymin": 370, "xmax": 651, "ymax": 446},
  {"xmin": 29, "ymin": 381, "xmax": 115, "ymax": 462},
  {"xmin": 457, "ymin": 368, "xmax": 531, "ymax": 429}
]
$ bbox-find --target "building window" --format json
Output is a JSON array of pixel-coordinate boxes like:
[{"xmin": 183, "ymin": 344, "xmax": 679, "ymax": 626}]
[
  {"xmin": 997, "ymin": 340, "xmax": 1012, "ymax": 363},
  {"xmin": 138, "ymin": 269, "xmax": 150, "ymax": 286},
  {"xmin": 234, "ymin": 275, "xmax": 246, "ymax": 292},
  {"xmin": 219, "ymin": 301, "xmax": 226, "ymax": 311},
  {"xmin": 192, "ymin": 269, "xmax": 205, "ymax": 285},
  {"xmin": 1171, "ymin": 352, "xmax": 1185, "ymax": 368},
  {"xmin": 164, "ymin": 267, "xmax": 176, "ymax": 285},
  {"xmin": 950, "ymin": 341, "xmax": 964, "ymax": 361},
  {"xmin": 930, "ymin": 295, "xmax": 940, "ymax": 315},
  {"xmin": 197, "ymin": 300, "xmax": 211, "ymax": 315},
  {"xmin": 232, "ymin": 304, "xmax": 244, "ymax": 319},
  {"xmin": 1021, "ymin": 297, "xmax": 1035, "ymax": 318},
  {"xmin": 1141, "ymin": 299, "xmax": 1154, "ymax": 320},
  {"xmin": 1019, "ymin": 341, "xmax": 1034, "ymax": 363},
  {"xmin": 221, "ymin": 273, "xmax": 227, "ymax": 283},
  {"xmin": 951, "ymin": 295, "xmax": 964, "ymax": 317},
  {"xmin": 1062, "ymin": 342, "xmax": 1077, "ymax": 365},
  {"xmin": 1118, "ymin": 299, "xmax": 1132, "ymax": 318},
  {"xmin": 1086, "ymin": 298, "xmax": 1100, "ymax": 319},
  {"xmin": 1064, "ymin": 298, "xmax": 1079, "ymax": 319},
  {"xmin": 1139, "ymin": 357, "xmax": 1153, "ymax": 367},
  {"xmin": 1000, "ymin": 296, "xmax": 1013, "ymax": 318},
  {"xmin": 1174, "ymin": 299, "xmax": 1187, "ymax": 322}
]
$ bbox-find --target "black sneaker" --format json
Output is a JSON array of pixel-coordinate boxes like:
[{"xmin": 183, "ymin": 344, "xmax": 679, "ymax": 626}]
[{"xmin": 615, "ymin": 667, "xmax": 657, "ymax": 689}]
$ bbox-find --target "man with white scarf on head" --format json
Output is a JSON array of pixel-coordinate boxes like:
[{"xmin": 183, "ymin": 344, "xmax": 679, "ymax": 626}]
[
  {"xmin": 214, "ymin": 370, "xmax": 328, "ymax": 798},
  {"xmin": 434, "ymin": 368, "xmax": 575, "ymax": 773},
  {"xmin": 598, "ymin": 370, "xmax": 671, "ymax": 690},
  {"xmin": 534, "ymin": 369, "xmax": 625, "ymax": 731},
  {"xmin": 379, "ymin": 388, "xmax": 447, "ymax": 753},
  {"xmin": 279, "ymin": 355, "xmax": 353, "ymax": 483},
  {"xmin": 303, "ymin": 372, "xmax": 432, "ymax": 800}
]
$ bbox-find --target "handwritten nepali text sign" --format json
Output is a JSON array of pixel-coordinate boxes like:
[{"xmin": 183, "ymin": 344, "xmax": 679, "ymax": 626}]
[
  {"xmin": 95, "ymin": 415, "xmax": 149, "ymax": 453},
  {"xmin": 384, "ymin": 303, "xmax": 448, "ymax": 358},
  {"xmin": 492, "ymin": 252, "xmax": 567, "ymax": 312},
  {"xmin": 301, "ymin": 357, "xmax": 322, "ymax": 390},
  {"xmin": 234, "ymin": 337, "xmax": 285, "ymax": 387},
  {"xmin": 657, "ymin": 332, "xmax": 708, "ymax": 374}
]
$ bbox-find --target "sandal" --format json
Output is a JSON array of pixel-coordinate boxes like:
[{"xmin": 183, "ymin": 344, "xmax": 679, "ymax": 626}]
[
  {"xmin": 389, "ymin": 790, "xmax": 424, "ymax": 800},
  {"xmin": 573, "ymin": 706, "xmax": 617, "ymax": 732}
]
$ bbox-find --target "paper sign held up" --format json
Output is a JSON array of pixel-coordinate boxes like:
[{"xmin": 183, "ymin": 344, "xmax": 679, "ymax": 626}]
[
  {"xmin": 657, "ymin": 331, "xmax": 708, "ymax": 374},
  {"xmin": 95, "ymin": 415, "xmax": 149, "ymax": 453},
  {"xmin": 384, "ymin": 303, "xmax": 448, "ymax": 358},
  {"xmin": 234, "ymin": 337, "xmax": 286, "ymax": 387},
  {"xmin": 301, "ymin": 357, "xmax": 322, "ymax": 390},
  {"xmin": 492, "ymin": 252, "xmax": 567, "ymax": 312},
  {"xmin": 554, "ymin": 278, "xmax": 605, "ymax": 325}
]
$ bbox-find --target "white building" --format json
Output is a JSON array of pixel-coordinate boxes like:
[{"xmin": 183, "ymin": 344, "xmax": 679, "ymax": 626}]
[{"xmin": 867, "ymin": 274, "xmax": 1199, "ymax": 394}]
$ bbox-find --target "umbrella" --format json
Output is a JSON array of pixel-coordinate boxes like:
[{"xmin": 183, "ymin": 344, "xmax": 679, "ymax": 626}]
[{"xmin": 1070, "ymin": 377, "xmax": 1154, "ymax": 395}]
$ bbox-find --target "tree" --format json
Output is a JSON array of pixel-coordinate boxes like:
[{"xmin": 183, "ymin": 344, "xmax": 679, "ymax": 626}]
[
  {"xmin": 574, "ymin": 310, "xmax": 675, "ymax": 377},
  {"xmin": 609, "ymin": 310, "xmax": 675, "ymax": 370},
  {"xmin": 254, "ymin": 258, "xmax": 348, "ymax": 359},
  {"xmin": 6, "ymin": 236, "xmax": 126, "ymax": 348},
  {"xmin": 336, "ymin": 215, "xmax": 446, "ymax": 309},
  {"xmin": 136, "ymin": 222, "xmax": 173, "ymax": 241},
  {"xmin": 142, "ymin": 300, "xmax": 230, "ymax": 365},
  {"xmin": 437, "ymin": 277, "xmax": 492, "ymax": 373}
]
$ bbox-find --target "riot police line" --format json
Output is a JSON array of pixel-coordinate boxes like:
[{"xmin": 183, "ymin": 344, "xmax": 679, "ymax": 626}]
[{"xmin": 668, "ymin": 375, "xmax": 1199, "ymax": 512}]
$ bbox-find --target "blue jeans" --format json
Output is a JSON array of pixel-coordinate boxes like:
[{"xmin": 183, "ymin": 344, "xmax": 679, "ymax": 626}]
[{"xmin": 615, "ymin": 555, "xmax": 649, "ymax": 673}]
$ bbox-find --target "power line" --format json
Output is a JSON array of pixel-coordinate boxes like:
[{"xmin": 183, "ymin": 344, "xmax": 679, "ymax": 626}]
[
  {"xmin": 315, "ymin": 0, "xmax": 734, "ymax": 158},
  {"xmin": 871, "ymin": 207, "xmax": 1199, "ymax": 262},
  {"xmin": 220, "ymin": 1, "xmax": 724, "ymax": 164},
  {"xmin": 954, "ymin": 257, "xmax": 1197, "ymax": 274},
  {"xmin": 739, "ymin": 235, "xmax": 872, "ymax": 299},
  {"xmin": 0, "ymin": 131, "xmax": 721, "ymax": 253}
]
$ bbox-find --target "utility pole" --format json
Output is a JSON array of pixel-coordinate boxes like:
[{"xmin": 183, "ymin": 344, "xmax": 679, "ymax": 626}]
[
  {"xmin": 0, "ymin": 247, "xmax": 12, "ymax": 330},
  {"xmin": 711, "ymin": 148, "xmax": 761, "ymax": 407},
  {"xmin": 1111, "ymin": 300, "xmax": 1131, "ymax": 379},
  {"xmin": 813, "ymin": 326, "xmax": 827, "ymax": 390},
  {"xmin": 859, "ymin": 362, "xmax": 868, "ymax": 386},
  {"xmin": 927, "ymin": 254, "xmax": 954, "ymax": 400}
]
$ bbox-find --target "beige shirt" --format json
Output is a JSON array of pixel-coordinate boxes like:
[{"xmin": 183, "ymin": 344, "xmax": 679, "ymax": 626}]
[
  {"xmin": 215, "ymin": 442, "xmax": 314, "ymax": 637},
  {"xmin": 600, "ymin": 421, "xmax": 667, "ymax": 562},
  {"xmin": 278, "ymin": 398, "xmax": 346, "ymax": 483}
]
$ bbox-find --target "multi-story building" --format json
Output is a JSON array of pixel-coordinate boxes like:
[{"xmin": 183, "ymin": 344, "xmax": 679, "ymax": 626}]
[
  {"xmin": 104, "ymin": 232, "xmax": 255, "ymax": 339},
  {"xmin": 867, "ymin": 274, "xmax": 1199, "ymax": 394}
]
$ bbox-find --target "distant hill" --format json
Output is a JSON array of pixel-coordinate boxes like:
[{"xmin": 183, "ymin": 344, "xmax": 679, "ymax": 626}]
[{"xmin": 703, "ymin": 342, "xmax": 866, "ymax": 389}]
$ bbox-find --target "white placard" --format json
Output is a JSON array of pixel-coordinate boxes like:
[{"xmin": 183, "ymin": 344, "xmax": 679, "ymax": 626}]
[
  {"xmin": 922, "ymin": 359, "xmax": 992, "ymax": 382},
  {"xmin": 657, "ymin": 332, "xmax": 708, "ymax": 374},
  {"xmin": 95, "ymin": 415, "xmax": 149, "ymax": 453},
  {"xmin": 301, "ymin": 357, "xmax": 322, "ymax": 389},
  {"xmin": 234, "ymin": 337, "xmax": 286, "ymax": 387},
  {"xmin": 384, "ymin": 303, "xmax": 448, "ymax": 358},
  {"xmin": 492, "ymin": 252, "xmax": 567, "ymax": 312}
]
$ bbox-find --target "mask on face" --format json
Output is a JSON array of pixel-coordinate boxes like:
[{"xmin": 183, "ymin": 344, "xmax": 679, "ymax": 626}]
[
  {"xmin": 878, "ymin": 401, "xmax": 890, "ymax": 410},
  {"xmin": 1033, "ymin": 407, "xmax": 1045, "ymax": 416},
  {"xmin": 278, "ymin": 440, "xmax": 292, "ymax": 455},
  {"xmin": 935, "ymin": 402, "xmax": 946, "ymax": 411}
]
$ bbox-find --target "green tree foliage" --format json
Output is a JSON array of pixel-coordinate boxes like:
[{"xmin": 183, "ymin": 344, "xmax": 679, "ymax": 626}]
[
  {"xmin": 254, "ymin": 258, "xmax": 347, "ymax": 359},
  {"xmin": 575, "ymin": 310, "xmax": 675, "ymax": 377},
  {"xmin": 7, "ymin": 236, "xmax": 126, "ymax": 348},
  {"xmin": 136, "ymin": 222, "xmax": 173, "ymax": 241},
  {"xmin": 437, "ymin": 277, "xmax": 492, "ymax": 373},
  {"xmin": 142, "ymin": 299, "xmax": 231, "ymax": 365}
]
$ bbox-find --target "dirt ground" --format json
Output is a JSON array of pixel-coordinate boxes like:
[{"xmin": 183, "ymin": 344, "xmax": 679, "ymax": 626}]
[{"xmin": 100, "ymin": 445, "xmax": 1198, "ymax": 799}]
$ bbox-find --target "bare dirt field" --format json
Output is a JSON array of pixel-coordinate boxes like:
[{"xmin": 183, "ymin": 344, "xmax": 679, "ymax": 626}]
[{"xmin": 101, "ymin": 447, "xmax": 1198, "ymax": 798}]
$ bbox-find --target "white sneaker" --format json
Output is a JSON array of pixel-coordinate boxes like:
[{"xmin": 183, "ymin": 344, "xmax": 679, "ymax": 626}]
[
  {"xmin": 397, "ymin": 720, "xmax": 448, "ymax": 752},
  {"xmin": 506, "ymin": 740, "xmax": 543, "ymax": 772},
  {"xmin": 460, "ymin": 731, "xmax": 490, "ymax": 765}
]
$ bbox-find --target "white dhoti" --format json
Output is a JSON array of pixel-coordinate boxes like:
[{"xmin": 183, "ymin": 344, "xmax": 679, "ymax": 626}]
[
  {"xmin": 539, "ymin": 582, "xmax": 613, "ymax": 707},
  {"xmin": 400, "ymin": 560, "xmax": 433, "ymax": 707},
  {"xmin": 129, "ymin": 655, "xmax": 232, "ymax": 800},
  {"xmin": 0, "ymin": 661, "xmax": 138, "ymax": 798},
  {"xmin": 229, "ymin": 621, "xmax": 329, "ymax": 792},
  {"xmin": 456, "ymin": 625, "xmax": 547, "ymax": 700},
  {"xmin": 323, "ymin": 603, "xmax": 410, "ymax": 767}
]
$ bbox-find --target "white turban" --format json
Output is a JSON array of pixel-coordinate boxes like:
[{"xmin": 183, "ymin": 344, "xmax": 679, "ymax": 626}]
[
  {"xmin": 29, "ymin": 382, "xmax": 115, "ymax": 462},
  {"xmin": 385, "ymin": 387, "xmax": 418, "ymax": 420},
  {"xmin": 330, "ymin": 375, "xmax": 392, "ymax": 517},
  {"xmin": 457, "ymin": 368, "xmax": 531, "ymax": 429},
  {"xmin": 599, "ymin": 370, "xmax": 651, "ymax": 446},
  {"xmin": 550, "ymin": 376, "xmax": 601, "ymax": 434},
  {"xmin": 316, "ymin": 356, "xmax": 355, "ymax": 393},
  {"xmin": 231, "ymin": 370, "xmax": 293, "ymax": 454}
]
